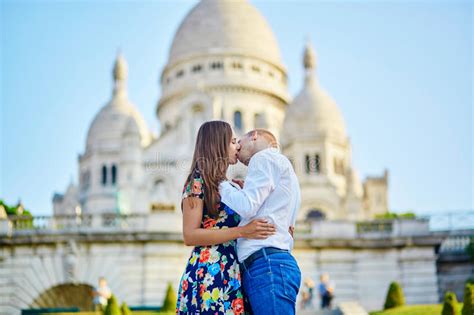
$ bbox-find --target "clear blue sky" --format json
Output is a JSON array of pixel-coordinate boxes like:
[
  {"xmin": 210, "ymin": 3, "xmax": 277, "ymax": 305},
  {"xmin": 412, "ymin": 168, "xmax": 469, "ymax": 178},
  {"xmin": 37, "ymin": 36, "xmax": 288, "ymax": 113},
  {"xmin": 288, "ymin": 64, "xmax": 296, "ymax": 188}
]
[{"xmin": 1, "ymin": 0, "xmax": 472, "ymax": 216}]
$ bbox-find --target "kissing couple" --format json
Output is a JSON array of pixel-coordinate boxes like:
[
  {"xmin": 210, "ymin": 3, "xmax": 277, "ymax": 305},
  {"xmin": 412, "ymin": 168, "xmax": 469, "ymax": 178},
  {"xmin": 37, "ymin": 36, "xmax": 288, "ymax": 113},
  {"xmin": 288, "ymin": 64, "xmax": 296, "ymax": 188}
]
[{"xmin": 176, "ymin": 120, "xmax": 301, "ymax": 315}]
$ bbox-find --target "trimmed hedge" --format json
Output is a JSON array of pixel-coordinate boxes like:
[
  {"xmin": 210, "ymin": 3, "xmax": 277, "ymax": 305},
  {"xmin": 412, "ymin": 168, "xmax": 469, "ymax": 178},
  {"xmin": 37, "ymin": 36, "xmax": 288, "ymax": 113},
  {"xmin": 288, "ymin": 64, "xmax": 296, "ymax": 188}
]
[
  {"xmin": 103, "ymin": 295, "xmax": 121, "ymax": 315},
  {"xmin": 160, "ymin": 282, "xmax": 177, "ymax": 313},
  {"xmin": 442, "ymin": 291, "xmax": 459, "ymax": 315},
  {"xmin": 384, "ymin": 282, "xmax": 405, "ymax": 310},
  {"xmin": 120, "ymin": 302, "xmax": 131, "ymax": 315},
  {"xmin": 462, "ymin": 283, "xmax": 474, "ymax": 315}
]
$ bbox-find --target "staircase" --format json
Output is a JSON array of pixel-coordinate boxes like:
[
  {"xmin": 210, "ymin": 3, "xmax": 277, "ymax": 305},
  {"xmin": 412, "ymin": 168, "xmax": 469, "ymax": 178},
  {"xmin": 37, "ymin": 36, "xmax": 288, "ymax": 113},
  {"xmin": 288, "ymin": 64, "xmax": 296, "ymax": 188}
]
[
  {"xmin": 298, "ymin": 310, "xmax": 341, "ymax": 315},
  {"xmin": 338, "ymin": 301, "xmax": 369, "ymax": 315}
]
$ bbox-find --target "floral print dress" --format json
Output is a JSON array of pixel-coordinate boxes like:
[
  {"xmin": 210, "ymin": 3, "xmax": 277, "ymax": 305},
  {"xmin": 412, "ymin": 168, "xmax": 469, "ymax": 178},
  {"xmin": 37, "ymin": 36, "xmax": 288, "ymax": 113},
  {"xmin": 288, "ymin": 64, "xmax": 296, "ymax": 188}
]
[{"xmin": 176, "ymin": 170, "xmax": 249, "ymax": 315}]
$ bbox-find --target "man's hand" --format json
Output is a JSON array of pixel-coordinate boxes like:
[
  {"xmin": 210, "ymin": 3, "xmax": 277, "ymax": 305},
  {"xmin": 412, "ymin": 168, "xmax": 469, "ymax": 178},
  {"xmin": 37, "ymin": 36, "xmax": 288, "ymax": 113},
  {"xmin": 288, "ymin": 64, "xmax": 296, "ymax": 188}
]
[
  {"xmin": 232, "ymin": 179, "xmax": 245, "ymax": 189},
  {"xmin": 289, "ymin": 226, "xmax": 295, "ymax": 238}
]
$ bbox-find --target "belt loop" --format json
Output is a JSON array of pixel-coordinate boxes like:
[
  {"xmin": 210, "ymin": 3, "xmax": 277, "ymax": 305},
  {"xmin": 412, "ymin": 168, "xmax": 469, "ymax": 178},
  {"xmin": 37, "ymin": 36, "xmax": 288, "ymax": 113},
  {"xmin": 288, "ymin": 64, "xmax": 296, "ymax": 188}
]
[{"xmin": 262, "ymin": 247, "xmax": 268, "ymax": 260}]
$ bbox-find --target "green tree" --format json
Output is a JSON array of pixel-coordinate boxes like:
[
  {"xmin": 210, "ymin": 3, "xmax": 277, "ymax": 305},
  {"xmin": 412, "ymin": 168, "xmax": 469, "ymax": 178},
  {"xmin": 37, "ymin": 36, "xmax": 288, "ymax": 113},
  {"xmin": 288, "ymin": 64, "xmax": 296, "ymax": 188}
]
[
  {"xmin": 160, "ymin": 282, "xmax": 177, "ymax": 313},
  {"xmin": 0, "ymin": 200, "xmax": 34, "ymax": 229},
  {"xmin": 383, "ymin": 282, "xmax": 405, "ymax": 310},
  {"xmin": 103, "ymin": 295, "xmax": 121, "ymax": 315},
  {"xmin": 442, "ymin": 291, "xmax": 459, "ymax": 315},
  {"xmin": 120, "ymin": 302, "xmax": 131, "ymax": 315},
  {"xmin": 462, "ymin": 283, "xmax": 474, "ymax": 315},
  {"xmin": 398, "ymin": 212, "xmax": 416, "ymax": 219},
  {"xmin": 0, "ymin": 199, "xmax": 23, "ymax": 216},
  {"xmin": 375, "ymin": 212, "xmax": 416, "ymax": 220}
]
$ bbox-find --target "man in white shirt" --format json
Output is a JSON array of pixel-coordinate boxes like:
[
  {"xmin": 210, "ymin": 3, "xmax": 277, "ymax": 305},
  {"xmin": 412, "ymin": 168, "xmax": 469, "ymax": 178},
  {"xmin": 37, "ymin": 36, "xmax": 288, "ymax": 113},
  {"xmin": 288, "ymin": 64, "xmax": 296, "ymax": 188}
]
[{"xmin": 219, "ymin": 129, "xmax": 301, "ymax": 314}]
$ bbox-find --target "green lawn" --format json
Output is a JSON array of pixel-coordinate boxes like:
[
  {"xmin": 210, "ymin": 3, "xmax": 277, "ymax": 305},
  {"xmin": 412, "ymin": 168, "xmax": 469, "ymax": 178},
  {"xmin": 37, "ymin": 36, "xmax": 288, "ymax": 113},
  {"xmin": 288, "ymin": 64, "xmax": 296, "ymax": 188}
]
[{"xmin": 369, "ymin": 304, "xmax": 464, "ymax": 315}]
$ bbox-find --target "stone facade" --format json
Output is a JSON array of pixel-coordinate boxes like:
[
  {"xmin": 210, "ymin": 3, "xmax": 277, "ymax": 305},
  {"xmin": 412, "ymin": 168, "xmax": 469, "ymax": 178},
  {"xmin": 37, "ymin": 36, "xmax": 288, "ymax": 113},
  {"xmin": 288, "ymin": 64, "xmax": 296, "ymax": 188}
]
[
  {"xmin": 0, "ymin": 218, "xmax": 441, "ymax": 314},
  {"xmin": 0, "ymin": 237, "xmax": 189, "ymax": 314}
]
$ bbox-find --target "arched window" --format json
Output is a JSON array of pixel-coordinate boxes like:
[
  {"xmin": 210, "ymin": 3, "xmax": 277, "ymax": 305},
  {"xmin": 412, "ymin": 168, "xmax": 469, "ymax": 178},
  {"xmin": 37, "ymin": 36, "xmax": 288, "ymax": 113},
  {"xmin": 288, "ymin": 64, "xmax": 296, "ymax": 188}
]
[
  {"xmin": 192, "ymin": 104, "xmax": 204, "ymax": 113},
  {"xmin": 305, "ymin": 155, "xmax": 312, "ymax": 174},
  {"xmin": 315, "ymin": 154, "xmax": 321, "ymax": 173},
  {"xmin": 210, "ymin": 61, "xmax": 223, "ymax": 70},
  {"xmin": 232, "ymin": 62, "xmax": 243, "ymax": 70},
  {"xmin": 176, "ymin": 70, "xmax": 184, "ymax": 78},
  {"xmin": 234, "ymin": 111, "xmax": 243, "ymax": 130},
  {"xmin": 305, "ymin": 154, "xmax": 321, "ymax": 174},
  {"xmin": 111, "ymin": 165, "xmax": 117, "ymax": 185},
  {"xmin": 154, "ymin": 178, "xmax": 164, "ymax": 187},
  {"xmin": 192, "ymin": 64, "xmax": 202, "ymax": 72},
  {"xmin": 101, "ymin": 165, "xmax": 107, "ymax": 186},
  {"xmin": 306, "ymin": 209, "xmax": 326, "ymax": 221}
]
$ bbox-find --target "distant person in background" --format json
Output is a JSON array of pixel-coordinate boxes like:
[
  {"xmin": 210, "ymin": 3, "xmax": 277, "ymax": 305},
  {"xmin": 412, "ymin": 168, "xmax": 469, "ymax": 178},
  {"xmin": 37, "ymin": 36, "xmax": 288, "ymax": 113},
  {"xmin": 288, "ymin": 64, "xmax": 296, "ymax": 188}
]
[
  {"xmin": 93, "ymin": 277, "xmax": 111, "ymax": 312},
  {"xmin": 319, "ymin": 273, "xmax": 334, "ymax": 309},
  {"xmin": 300, "ymin": 277, "xmax": 315, "ymax": 309}
]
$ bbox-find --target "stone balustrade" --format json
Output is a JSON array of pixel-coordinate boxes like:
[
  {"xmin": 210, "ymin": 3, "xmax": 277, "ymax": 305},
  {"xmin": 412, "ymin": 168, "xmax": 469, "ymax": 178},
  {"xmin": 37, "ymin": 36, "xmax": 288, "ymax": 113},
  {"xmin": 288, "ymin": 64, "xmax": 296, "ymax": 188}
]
[
  {"xmin": 0, "ymin": 214, "xmax": 442, "ymax": 242},
  {"xmin": 0, "ymin": 213, "xmax": 182, "ymax": 238}
]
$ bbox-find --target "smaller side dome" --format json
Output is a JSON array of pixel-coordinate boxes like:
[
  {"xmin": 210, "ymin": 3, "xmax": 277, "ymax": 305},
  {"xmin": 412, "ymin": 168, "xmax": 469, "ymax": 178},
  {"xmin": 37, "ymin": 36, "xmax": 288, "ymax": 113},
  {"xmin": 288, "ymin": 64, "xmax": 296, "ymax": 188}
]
[
  {"xmin": 283, "ymin": 42, "xmax": 347, "ymax": 144},
  {"xmin": 86, "ymin": 53, "xmax": 151, "ymax": 151}
]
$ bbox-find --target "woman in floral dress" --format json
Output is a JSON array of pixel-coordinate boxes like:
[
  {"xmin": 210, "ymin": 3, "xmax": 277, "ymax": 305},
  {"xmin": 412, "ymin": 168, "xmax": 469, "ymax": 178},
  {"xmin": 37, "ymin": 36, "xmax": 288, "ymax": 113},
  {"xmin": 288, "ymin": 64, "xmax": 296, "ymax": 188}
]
[{"xmin": 176, "ymin": 121, "xmax": 276, "ymax": 315}]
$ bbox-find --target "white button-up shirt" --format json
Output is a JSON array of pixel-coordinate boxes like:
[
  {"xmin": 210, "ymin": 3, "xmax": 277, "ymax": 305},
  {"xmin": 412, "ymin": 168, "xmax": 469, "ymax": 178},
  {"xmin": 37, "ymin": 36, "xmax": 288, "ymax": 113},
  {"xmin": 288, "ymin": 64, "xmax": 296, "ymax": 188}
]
[{"xmin": 219, "ymin": 148, "xmax": 301, "ymax": 262}]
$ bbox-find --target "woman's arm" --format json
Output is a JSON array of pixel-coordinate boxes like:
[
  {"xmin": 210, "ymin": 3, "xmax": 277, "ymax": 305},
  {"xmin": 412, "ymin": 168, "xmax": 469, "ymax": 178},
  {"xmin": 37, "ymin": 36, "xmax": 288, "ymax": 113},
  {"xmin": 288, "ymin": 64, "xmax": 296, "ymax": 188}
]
[
  {"xmin": 182, "ymin": 197, "xmax": 275, "ymax": 246},
  {"xmin": 233, "ymin": 178, "xmax": 295, "ymax": 238}
]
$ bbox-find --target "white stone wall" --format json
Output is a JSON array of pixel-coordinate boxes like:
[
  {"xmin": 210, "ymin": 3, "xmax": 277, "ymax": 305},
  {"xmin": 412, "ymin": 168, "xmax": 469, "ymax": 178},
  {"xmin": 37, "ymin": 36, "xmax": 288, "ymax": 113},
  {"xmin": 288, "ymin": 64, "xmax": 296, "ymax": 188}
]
[
  {"xmin": 0, "ymin": 241, "xmax": 191, "ymax": 315},
  {"xmin": 0, "ymin": 231, "xmax": 440, "ymax": 315},
  {"xmin": 294, "ymin": 246, "xmax": 439, "ymax": 311}
]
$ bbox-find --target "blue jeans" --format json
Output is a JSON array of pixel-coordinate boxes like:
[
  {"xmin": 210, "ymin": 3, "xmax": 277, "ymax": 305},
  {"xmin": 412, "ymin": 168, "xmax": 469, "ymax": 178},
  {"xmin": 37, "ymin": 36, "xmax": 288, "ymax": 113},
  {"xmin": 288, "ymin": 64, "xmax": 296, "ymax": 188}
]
[{"xmin": 241, "ymin": 250, "xmax": 301, "ymax": 314}]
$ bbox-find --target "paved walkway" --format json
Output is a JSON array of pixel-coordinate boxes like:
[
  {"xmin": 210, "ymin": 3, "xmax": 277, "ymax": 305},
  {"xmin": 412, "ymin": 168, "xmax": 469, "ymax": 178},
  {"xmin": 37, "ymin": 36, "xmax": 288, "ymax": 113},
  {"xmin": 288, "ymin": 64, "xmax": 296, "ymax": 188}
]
[{"xmin": 298, "ymin": 301, "xmax": 368, "ymax": 315}]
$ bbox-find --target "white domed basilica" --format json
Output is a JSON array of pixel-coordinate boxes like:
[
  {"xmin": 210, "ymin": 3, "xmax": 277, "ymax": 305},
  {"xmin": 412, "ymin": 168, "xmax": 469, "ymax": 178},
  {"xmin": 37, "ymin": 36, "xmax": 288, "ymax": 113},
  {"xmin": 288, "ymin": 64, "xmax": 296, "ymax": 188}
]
[{"xmin": 53, "ymin": 0, "xmax": 389, "ymax": 222}]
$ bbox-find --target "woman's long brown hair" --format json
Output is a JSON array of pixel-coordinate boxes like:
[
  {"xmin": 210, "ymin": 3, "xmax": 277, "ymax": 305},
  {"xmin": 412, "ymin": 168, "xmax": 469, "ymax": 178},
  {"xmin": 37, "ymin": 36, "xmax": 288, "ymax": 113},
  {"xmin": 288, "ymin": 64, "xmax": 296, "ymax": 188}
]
[{"xmin": 185, "ymin": 120, "xmax": 232, "ymax": 218}]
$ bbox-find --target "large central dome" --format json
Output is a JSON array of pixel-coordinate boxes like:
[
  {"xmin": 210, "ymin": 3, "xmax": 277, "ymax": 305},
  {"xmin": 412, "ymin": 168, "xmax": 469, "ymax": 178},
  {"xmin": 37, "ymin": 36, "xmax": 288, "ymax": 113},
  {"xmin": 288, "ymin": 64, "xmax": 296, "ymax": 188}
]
[{"xmin": 168, "ymin": 0, "xmax": 283, "ymax": 68}]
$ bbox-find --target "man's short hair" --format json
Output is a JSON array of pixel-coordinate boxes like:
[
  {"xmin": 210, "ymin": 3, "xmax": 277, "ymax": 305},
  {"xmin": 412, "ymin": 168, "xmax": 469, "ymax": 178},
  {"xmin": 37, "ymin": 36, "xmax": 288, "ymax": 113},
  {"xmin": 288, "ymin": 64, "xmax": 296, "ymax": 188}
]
[{"xmin": 246, "ymin": 129, "xmax": 278, "ymax": 147}]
